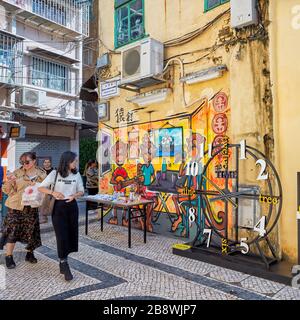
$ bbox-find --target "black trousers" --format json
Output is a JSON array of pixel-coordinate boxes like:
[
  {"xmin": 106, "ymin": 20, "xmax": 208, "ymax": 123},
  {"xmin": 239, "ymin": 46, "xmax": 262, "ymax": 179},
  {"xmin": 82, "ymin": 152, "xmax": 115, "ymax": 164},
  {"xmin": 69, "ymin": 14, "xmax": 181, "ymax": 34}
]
[
  {"xmin": 52, "ymin": 200, "xmax": 79, "ymax": 259},
  {"xmin": 87, "ymin": 188, "xmax": 98, "ymax": 210}
]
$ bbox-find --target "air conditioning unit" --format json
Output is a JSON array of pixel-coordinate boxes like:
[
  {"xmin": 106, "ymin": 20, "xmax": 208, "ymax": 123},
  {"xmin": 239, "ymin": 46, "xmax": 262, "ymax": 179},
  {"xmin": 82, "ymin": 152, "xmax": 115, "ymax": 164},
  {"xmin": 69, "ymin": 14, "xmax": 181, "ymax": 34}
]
[
  {"xmin": 231, "ymin": 0, "xmax": 258, "ymax": 29},
  {"xmin": 22, "ymin": 88, "xmax": 46, "ymax": 108},
  {"xmin": 120, "ymin": 38, "xmax": 164, "ymax": 88}
]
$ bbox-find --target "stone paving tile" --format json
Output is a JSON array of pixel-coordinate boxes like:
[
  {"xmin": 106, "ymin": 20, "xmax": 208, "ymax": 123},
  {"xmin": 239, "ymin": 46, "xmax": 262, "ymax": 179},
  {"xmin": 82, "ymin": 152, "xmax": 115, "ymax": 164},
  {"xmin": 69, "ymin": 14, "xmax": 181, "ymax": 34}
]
[
  {"xmin": 0, "ymin": 216, "xmax": 297, "ymax": 300},
  {"xmin": 0, "ymin": 249, "xmax": 99, "ymax": 300},
  {"xmin": 81, "ymin": 222, "xmax": 220, "ymax": 276},
  {"xmin": 208, "ymin": 269, "xmax": 250, "ymax": 283},
  {"xmin": 240, "ymin": 276, "xmax": 285, "ymax": 295},
  {"xmin": 68, "ymin": 281, "xmax": 239, "ymax": 301},
  {"xmin": 273, "ymin": 286, "xmax": 300, "ymax": 300},
  {"xmin": 41, "ymin": 238, "xmax": 239, "ymax": 300}
]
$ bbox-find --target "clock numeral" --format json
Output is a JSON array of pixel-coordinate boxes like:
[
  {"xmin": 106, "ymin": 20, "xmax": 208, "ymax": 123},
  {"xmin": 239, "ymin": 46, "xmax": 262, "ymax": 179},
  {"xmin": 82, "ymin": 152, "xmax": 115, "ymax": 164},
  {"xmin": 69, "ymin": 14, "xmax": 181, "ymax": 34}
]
[
  {"xmin": 203, "ymin": 228, "xmax": 212, "ymax": 248},
  {"xmin": 186, "ymin": 161, "xmax": 203, "ymax": 177},
  {"xmin": 200, "ymin": 143, "xmax": 204, "ymax": 159},
  {"xmin": 208, "ymin": 143, "xmax": 212, "ymax": 158},
  {"xmin": 253, "ymin": 216, "xmax": 266, "ymax": 237},
  {"xmin": 256, "ymin": 159, "xmax": 269, "ymax": 180},
  {"xmin": 221, "ymin": 238, "xmax": 228, "ymax": 254},
  {"xmin": 240, "ymin": 238, "xmax": 249, "ymax": 254},
  {"xmin": 188, "ymin": 207, "xmax": 196, "ymax": 227},
  {"xmin": 239, "ymin": 140, "xmax": 247, "ymax": 160}
]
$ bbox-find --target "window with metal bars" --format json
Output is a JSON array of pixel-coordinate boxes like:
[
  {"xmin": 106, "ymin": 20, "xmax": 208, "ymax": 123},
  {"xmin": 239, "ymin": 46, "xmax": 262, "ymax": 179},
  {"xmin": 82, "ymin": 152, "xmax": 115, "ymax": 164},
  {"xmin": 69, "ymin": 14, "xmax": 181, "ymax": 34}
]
[
  {"xmin": 32, "ymin": 0, "xmax": 66, "ymax": 25},
  {"xmin": 0, "ymin": 32, "xmax": 23, "ymax": 85},
  {"xmin": 31, "ymin": 56, "xmax": 69, "ymax": 92},
  {"xmin": 114, "ymin": 0, "xmax": 145, "ymax": 48},
  {"xmin": 204, "ymin": 0, "xmax": 230, "ymax": 12}
]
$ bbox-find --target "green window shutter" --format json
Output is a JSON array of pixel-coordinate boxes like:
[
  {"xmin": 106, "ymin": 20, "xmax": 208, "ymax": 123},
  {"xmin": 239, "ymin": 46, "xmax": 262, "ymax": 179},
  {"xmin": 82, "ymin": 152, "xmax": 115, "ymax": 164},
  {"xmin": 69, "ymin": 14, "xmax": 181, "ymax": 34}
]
[
  {"xmin": 115, "ymin": 0, "xmax": 130, "ymax": 8},
  {"xmin": 114, "ymin": 0, "xmax": 145, "ymax": 49},
  {"xmin": 204, "ymin": 0, "xmax": 229, "ymax": 12}
]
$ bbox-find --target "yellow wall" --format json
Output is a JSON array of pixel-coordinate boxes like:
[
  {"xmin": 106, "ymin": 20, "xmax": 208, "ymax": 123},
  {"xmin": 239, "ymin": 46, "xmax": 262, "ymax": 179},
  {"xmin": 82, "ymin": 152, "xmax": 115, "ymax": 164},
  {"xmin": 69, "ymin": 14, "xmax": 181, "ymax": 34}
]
[
  {"xmin": 269, "ymin": 0, "xmax": 300, "ymax": 262},
  {"xmin": 95, "ymin": 0, "xmax": 297, "ymax": 261}
]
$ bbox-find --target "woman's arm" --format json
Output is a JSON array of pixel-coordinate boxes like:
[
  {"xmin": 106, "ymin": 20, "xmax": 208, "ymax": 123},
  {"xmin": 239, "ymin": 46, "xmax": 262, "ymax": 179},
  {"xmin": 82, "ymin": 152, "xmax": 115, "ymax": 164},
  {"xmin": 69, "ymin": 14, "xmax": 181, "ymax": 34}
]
[
  {"xmin": 65, "ymin": 191, "xmax": 84, "ymax": 203},
  {"xmin": 38, "ymin": 186, "xmax": 65, "ymax": 200},
  {"xmin": 2, "ymin": 174, "xmax": 17, "ymax": 195}
]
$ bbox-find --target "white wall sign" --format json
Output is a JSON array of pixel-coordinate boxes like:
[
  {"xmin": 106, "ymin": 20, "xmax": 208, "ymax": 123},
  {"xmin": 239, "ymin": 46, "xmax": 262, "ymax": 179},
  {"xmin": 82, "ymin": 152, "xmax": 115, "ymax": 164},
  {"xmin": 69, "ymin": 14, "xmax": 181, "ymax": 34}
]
[{"xmin": 100, "ymin": 78, "xmax": 120, "ymax": 100}]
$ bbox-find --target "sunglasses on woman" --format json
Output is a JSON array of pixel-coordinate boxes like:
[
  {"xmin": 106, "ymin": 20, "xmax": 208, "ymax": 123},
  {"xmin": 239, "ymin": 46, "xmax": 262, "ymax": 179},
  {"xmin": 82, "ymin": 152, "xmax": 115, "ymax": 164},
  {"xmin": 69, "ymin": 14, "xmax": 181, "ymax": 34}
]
[{"xmin": 20, "ymin": 160, "xmax": 33, "ymax": 165}]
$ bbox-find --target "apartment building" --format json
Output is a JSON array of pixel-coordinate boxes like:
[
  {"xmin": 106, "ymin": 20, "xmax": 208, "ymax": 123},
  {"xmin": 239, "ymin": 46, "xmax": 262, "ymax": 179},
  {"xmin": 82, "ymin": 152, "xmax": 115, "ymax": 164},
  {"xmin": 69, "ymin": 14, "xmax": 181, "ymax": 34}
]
[{"xmin": 0, "ymin": 0, "xmax": 94, "ymax": 172}]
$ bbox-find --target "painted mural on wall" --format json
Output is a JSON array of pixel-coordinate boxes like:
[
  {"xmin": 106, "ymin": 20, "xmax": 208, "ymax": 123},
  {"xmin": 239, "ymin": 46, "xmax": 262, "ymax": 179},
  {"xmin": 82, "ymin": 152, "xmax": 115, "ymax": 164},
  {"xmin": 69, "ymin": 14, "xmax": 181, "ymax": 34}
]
[{"xmin": 97, "ymin": 90, "xmax": 232, "ymax": 240}]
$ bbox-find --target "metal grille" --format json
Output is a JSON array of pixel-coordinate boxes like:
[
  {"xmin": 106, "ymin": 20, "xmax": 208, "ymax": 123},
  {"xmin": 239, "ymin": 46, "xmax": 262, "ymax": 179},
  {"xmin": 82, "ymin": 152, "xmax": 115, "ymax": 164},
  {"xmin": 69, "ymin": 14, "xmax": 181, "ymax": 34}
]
[
  {"xmin": 15, "ymin": 136, "xmax": 71, "ymax": 168},
  {"xmin": 0, "ymin": 32, "xmax": 23, "ymax": 86},
  {"xmin": 31, "ymin": 56, "xmax": 70, "ymax": 92},
  {"xmin": 3, "ymin": 0, "xmax": 90, "ymax": 36}
]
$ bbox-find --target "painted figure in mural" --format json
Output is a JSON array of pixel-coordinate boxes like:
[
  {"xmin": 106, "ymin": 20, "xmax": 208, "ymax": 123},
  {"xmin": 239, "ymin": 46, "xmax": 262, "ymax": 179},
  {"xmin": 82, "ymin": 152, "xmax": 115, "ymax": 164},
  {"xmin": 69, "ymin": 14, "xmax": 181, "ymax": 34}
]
[
  {"xmin": 109, "ymin": 140, "xmax": 130, "ymax": 226},
  {"xmin": 138, "ymin": 133, "xmax": 159, "ymax": 232},
  {"xmin": 171, "ymin": 133, "xmax": 206, "ymax": 236}
]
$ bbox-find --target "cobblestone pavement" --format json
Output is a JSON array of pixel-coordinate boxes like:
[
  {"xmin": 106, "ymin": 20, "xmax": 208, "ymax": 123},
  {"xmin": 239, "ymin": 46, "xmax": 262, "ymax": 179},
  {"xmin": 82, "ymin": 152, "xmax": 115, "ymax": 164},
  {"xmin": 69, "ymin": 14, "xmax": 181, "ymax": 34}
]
[{"xmin": 1, "ymin": 205, "xmax": 300, "ymax": 300}]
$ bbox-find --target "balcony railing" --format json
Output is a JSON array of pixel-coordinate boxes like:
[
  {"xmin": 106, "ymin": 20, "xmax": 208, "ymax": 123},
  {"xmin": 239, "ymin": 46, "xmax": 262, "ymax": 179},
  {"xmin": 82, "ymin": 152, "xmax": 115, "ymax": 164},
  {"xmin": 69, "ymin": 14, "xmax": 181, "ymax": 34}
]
[
  {"xmin": 3, "ymin": 0, "xmax": 90, "ymax": 36},
  {"xmin": 0, "ymin": 32, "xmax": 23, "ymax": 86}
]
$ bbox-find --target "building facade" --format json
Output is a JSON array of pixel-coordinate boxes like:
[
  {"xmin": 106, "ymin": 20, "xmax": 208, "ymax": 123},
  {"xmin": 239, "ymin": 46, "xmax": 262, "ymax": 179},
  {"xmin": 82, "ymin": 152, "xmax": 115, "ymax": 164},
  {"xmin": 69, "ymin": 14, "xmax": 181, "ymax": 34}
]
[
  {"xmin": 91, "ymin": 0, "xmax": 300, "ymax": 265},
  {"xmin": 0, "ymin": 0, "xmax": 91, "ymax": 172}
]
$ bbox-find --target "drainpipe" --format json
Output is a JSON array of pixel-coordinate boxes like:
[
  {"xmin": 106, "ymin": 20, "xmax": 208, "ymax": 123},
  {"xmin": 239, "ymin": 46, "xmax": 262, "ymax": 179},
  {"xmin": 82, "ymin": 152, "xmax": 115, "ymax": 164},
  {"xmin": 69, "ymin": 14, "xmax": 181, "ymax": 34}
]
[{"xmin": 268, "ymin": 0, "xmax": 282, "ymax": 259}]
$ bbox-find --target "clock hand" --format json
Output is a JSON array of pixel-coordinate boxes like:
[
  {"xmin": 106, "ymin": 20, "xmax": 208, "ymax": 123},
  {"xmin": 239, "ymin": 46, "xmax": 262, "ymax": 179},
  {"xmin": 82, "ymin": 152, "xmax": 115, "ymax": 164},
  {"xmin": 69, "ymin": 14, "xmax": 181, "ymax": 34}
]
[
  {"xmin": 210, "ymin": 191, "xmax": 257, "ymax": 202},
  {"xmin": 202, "ymin": 174, "xmax": 237, "ymax": 208}
]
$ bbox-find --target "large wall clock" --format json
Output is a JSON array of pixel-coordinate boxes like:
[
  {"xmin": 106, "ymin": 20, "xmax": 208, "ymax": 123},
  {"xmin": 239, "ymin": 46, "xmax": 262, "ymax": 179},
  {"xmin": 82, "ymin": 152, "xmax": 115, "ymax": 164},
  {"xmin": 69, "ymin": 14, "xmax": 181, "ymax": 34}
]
[{"xmin": 185, "ymin": 140, "xmax": 282, "ymax": 269}]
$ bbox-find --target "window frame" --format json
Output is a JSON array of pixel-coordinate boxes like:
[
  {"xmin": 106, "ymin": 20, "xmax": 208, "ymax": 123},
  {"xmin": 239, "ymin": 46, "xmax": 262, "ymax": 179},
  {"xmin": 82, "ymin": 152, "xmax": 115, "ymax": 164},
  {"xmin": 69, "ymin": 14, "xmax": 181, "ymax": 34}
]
[
  {"xmin": 114, "ymin": 0, "xmax": 145, "ymax": 49},
  {"xmin": 31, "ymin": 56, "xmax": 70, "ymax": 93},
  {"xmin": 204, "ymin": 0, "xmax": 230, "ymax": 12}
]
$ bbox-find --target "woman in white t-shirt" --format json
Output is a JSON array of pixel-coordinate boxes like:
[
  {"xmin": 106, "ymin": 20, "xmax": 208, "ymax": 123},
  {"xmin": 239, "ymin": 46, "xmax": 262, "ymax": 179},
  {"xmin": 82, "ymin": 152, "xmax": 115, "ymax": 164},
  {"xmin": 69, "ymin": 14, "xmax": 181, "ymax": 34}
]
[{"xmin": 39, "ymin": 151, "xmax": 84, "ymax": 281}]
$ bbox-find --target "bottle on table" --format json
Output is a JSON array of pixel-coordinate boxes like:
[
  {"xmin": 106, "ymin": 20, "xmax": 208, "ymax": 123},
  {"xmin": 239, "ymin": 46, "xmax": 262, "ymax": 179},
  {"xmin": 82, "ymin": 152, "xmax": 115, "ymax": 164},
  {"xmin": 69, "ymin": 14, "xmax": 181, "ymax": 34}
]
[{"xmin": 162, "ymin": 158, "xmax": 167, "ymax": 180}]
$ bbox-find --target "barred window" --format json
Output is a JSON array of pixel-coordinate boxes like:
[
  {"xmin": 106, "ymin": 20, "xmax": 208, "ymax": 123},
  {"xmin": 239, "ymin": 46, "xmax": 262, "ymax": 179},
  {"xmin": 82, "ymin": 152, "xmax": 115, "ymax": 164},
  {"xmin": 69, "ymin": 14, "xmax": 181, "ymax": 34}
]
[
  {"xmin": 31, "ymin": 57, "xmax": 69, "ymax": 92},
  {"xmin": 0, "ymin": 32, "xmax": 23, "ymax": 85}
]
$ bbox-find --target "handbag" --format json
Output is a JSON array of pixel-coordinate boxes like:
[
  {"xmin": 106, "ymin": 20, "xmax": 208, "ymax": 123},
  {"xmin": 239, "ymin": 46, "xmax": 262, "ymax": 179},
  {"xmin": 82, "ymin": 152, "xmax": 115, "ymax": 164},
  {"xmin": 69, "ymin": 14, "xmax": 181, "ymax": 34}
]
[{"xmin": 42, "ymin": 171, "xmax": 59, "ymax": 216}]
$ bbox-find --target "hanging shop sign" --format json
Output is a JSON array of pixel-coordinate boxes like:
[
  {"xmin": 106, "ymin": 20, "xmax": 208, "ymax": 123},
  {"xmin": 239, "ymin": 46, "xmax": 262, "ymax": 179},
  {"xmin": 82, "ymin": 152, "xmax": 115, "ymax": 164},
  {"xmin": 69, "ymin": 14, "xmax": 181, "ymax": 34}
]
[{"xmin": 100, "ymin": 78, "xmax": 121, "ymax": 100}]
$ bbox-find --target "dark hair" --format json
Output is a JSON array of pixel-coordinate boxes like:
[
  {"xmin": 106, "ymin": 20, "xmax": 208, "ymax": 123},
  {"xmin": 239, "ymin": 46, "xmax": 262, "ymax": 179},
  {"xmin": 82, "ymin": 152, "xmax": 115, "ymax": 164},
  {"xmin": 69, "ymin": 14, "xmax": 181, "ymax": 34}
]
[
  {"xmin": 87, "ymin": 159, "xmax": 97, "ymax": 167},
  {"xmin": 20, "ymin": 152, "xmax": 36, "ymax": 161},
  {"xmin": 57, "ymin": 151, "xmax": 77, "ymax": 178}
]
